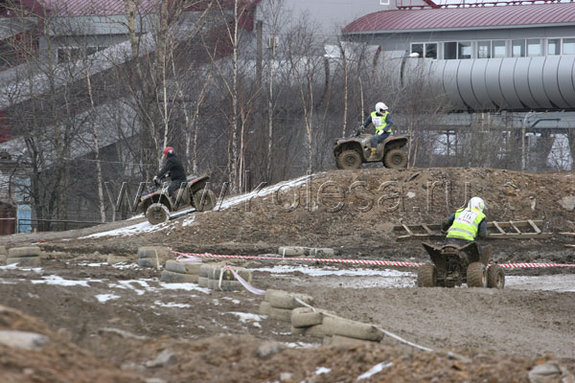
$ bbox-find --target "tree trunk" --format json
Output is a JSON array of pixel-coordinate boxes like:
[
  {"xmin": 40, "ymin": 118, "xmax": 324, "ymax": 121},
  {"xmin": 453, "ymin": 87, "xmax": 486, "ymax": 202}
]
[{"xmin": 86, "ymin": 69, "xmax": 106, "ymax": 222}]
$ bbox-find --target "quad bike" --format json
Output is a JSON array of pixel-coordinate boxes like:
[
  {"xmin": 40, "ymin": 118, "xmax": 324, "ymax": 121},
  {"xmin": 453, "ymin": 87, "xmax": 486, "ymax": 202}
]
[
  {"xmin": 418, "ymin": 241, "xmax": 505, "ymax": 288},
  {"xmin": 333, "ymin": 133, "xmax": 409, "ymax": 170},
  {"xmin": 138, "ymin": 175, "xmax": 217, "ymax": 225}
]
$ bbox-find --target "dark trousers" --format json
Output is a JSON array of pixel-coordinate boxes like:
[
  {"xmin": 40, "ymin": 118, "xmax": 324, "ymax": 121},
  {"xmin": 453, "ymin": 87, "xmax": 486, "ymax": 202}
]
[
  {"xmin": 370, "ymin": 131, "xmax": 390, "ymax": 148},
  {"xmin": 444, "ymin": 238, "xmax": 472, "ymax": 246},
  {"xmin": 168, "ymin": 179, "xmax": 187, "ymax": 199}
]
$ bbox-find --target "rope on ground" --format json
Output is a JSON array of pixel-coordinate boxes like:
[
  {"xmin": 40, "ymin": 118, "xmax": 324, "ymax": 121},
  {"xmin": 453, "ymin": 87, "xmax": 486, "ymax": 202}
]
[
  {"xmin": 169, "ymin": 248, "xmax": 575, "ymax": 269},
  {"xmin": 222, "ymin": 265, "xmax": 265, "ymax": 295},
  {"xmin": 294, "ymin": 297, "xmax": 434, "ymax": 353}
]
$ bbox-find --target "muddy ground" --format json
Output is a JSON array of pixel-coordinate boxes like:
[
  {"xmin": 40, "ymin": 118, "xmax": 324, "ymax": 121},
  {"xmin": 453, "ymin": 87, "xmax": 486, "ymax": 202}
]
[{"xmin": 0, "ymin": 167, "xmax": 574, "ymax": 383}]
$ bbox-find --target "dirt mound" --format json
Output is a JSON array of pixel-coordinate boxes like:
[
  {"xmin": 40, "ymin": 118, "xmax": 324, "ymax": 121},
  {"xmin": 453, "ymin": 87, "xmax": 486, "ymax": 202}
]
[
  {"xmin": 0, "ymin": 305, "xmax": 142, "ymax": 383},
  {"xmin": 4, "ymin": 167, "xmax": 573, "ymax": 259},
  {"xmin": 145, "ymin": 167, "xmax": 575, "ymax": 249},
  {"xmin": 79, "ymin": 167, "xmax": 573, "ymax": 259}
]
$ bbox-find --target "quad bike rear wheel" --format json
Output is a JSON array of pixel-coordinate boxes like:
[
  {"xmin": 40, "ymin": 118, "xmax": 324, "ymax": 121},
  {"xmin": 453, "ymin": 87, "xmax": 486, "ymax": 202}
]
[
  {"xmin": 417, "ymin": 263, "xmax": 437, "ymax": 287},
  {"xmin": 193, "ymin": 189, "xmax": 217, "ymax": 212},
  {"xmin": 336, "ymin": 150, "xmax": 362, "ymax": 169},
  {"xmin": 487, "ymin": 264, "xmax": 505, "ymax": 289},
  {"xmin": 383, "ymin": 148, "xmax": 408, "ymax": 169},
  {"xmin": 467, "ymin": 262, "xmax": 487, "ymax": 288},
  {"xmin": 146, "ymin": 203, "xmax": 170, "ymax": 225}
]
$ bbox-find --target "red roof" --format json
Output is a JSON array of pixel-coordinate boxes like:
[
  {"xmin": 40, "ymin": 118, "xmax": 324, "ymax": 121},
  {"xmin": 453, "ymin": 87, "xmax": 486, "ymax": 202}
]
[
  {"xmin": 343, "ymin": 3, "xmax": 575, "ymax": 33},
  {"xmin": 13, "ymin": 0, "xmax": 260, "ymax": 17}
]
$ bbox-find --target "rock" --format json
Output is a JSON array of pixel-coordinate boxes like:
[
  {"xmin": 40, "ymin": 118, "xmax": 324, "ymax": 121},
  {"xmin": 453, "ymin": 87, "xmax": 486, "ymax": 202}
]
[
  {"xmin": 145, "ymin": 349, "xmax": 177, "ymax": 368},
  {"xmin": 528, "ymin": 361, "xmax": 575, "ymax": 383},
  {"xmin": 257, "ymin": 341, "xmax": 285, "ymax": 358},
  {"xmin": 0, "ymin": 330, "xmax": 50, "ymax": 350},
  {"xmin": 107, "ymin": 254, "xmax": 129, "ymax": 264},
  {"xmin": 504, "ymin": 182, "xmax": 519, "ymax": 196},
  {"xmin": 558, "ymin": 196, "xmax": 575, "ymax": 211}
]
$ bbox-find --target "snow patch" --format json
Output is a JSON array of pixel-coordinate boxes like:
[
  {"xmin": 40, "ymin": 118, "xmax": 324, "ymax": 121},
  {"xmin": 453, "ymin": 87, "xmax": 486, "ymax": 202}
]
[
  {"xmin": 357, "ymin": 361, "xmax": 393, "ymax": 381},
  {"xmin": 226, "ymin": 312, "xmax": 265, "ymax": 324},
  {"xmin": 31, "ymin": 275, "xmax": 101, "ymax": 287},
  {"xmin": 153, "ymin": 300, "xmax": 192, "ymax": 308},
  {"xmin": 158, "ymin": 282, "xmax": 210, "ymax": 293},
  {"xmin": 255, "ymin": 264, "xmax": 412, "ymax": 278},
  {"xmin": 81, "ymin": 221, "xmax": 170, "ymax": 238},
  {"xmin": 316, "ymin": 367, "xmax": 331, "ymax": 375},
  {"xmin": 96, "ymin": 294, "xmax": 120, "ymax": 303}
]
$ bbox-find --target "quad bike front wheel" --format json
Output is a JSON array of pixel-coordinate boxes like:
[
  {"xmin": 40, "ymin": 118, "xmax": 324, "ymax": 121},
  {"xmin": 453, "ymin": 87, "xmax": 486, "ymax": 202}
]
[
  {"xmin": 146, "ymin": 203, "xmax": 170, "ymax": 225},
  {"xmin": 417, "ymin": 263, "xmax": 437, "ymax": 287},
  {"xmin": 467, "ymin": 262, "xmax": 487, "ymax": 288},
  {"xmin": 193, "ymin": 189, "xmax": 217, "ymax": 212},
  {"xmin": 487, "ymin": 264, "xmax": 505, "ymax": 289},
  {"xmin": 383, "ymin": 148, "xmax": 408, "ymax": 169},
  {"xmin": 336, "ymin": 150, "xmax": 362, "ymax": 170}
]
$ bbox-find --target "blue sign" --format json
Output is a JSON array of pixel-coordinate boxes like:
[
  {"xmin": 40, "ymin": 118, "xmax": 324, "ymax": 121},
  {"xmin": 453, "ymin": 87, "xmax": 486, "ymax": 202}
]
[{"xmin": 17, "ymin": 204, "xmax": 32, "ymax": 233}]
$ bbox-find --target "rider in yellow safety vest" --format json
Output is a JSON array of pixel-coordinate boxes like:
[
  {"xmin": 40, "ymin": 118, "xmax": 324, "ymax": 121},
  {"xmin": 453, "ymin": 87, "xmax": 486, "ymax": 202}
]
[
  {"xmin": 442, "ymin": 197, "xmax": 487, "ymax": 244},
  {"xmin": 356, "ymin": 102, "xmax": 393, "ymax": 160}
]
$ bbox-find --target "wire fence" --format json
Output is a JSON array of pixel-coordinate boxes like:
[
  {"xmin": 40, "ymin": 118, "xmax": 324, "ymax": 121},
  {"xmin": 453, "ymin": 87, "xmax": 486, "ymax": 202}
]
[{"xmin": 0, "ymin": 217, "xmax": 104, "ymax": 234}]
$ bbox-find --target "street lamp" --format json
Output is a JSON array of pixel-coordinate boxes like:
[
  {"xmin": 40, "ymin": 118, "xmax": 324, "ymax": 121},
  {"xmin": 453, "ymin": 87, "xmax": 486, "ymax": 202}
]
[{"xmin": 521, "ymin": 111, "xmax": 537, "ymax": 171}]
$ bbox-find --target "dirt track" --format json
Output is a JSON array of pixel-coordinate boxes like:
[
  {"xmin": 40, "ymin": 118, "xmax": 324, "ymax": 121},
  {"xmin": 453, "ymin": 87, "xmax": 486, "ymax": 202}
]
[{"xmin": 0, "ymin": 167, "xmax": 574, "ymax": 382}]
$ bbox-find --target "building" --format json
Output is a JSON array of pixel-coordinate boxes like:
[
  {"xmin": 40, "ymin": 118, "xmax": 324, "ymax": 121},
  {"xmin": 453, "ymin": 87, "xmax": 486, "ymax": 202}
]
[
  {"xmin": 342, "ymin": 1, "xmax": 575, "ymax": 112},
  {"xmin": 341, "ymin": 1, "xmax": 575, "ymax": 169}
]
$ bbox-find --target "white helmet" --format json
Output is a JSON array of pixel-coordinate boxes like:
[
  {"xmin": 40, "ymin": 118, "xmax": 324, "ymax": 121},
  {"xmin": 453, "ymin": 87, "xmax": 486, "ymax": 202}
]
[
  {"xmin": 468, "ymin": 197, "xmax": 485, "ymax": 212},
  {"xmin": 375, "ymin": 102, "xmax": 388, "ymax": 113}
]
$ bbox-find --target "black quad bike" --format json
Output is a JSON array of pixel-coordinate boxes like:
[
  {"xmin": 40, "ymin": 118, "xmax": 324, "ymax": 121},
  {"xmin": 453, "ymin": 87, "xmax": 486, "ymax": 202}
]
[
  {"xmin": 418, "ymin": 242, "xmax": 505, "ymax": 288},
  {"xmin": 333, "ymin": 133, "xmax": 409, "ymax": 170},
  {"xmin": 137, "ymin": 175, "xmax": 217, "ymax": 225}
]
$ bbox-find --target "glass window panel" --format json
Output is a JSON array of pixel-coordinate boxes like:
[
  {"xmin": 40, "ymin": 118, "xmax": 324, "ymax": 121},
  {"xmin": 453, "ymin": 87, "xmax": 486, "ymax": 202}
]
[
  {"xmin": 527, "ymin": 39, "xmax": 542, "ymax": 56},
  {"xmin": 512, "ymin": 40, "xmax": 525, "ymax": 57},
  {"xmin": 458, "ymin": 42, "xmax": 471, "ymax": 59},
  {"xmin": 444, "ymin": 42, "xmax": 457, "ymax": 59},
  {"xmin": 477, "ymin": 41, "xmax": 490, "ymax": 58},
  {"xmin": 548, "ymin": 39, "xmax": 560, "ymax": 55},
  {"xmin": 411, "ymin": 43, "xmax": 423, "ymax": 58},
  {"xmin": 425, "ymin": 43, "xmax": 437, "ymax": 59},
  {"xmin": 563, "ymin": 38, "xmax": 575, "ymax": 55},
  {"xmin": 492, "ymin": 41, "xmax": 506, "ymax": 58}
]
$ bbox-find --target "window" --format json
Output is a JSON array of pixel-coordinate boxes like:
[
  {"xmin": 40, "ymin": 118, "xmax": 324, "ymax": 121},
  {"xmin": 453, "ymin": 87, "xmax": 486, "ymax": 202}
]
[
  {"xmin": 458, "ymin": 42, "xmax": 471, "ymax": 59},
  {"xmin": 57, "ymin": 46, "xmax": 106, "ymax": 63},
  {"xmin": 477, "ymin": 41, "xmax": 491, "ymax": 58},
  {"xmin": 444, "ymin": 42, "xmax": 457, "ymax": 59},
  {"xmin": 563, "ymin": 38, "xmax": 575, "ymax": 55},
  {"xmin": 410, "ymin": 43, "xmax": 437, "ymax": 59},
  {"xmin": 512, "ymin": 40, "xmax": 525, "ymax": 57},
  {"xmin": 527, "ymin": 39, "xmax": 542, "ymax": 56},
  {"xmin": 548, "ymin": 39, "xmax": 560, "ymax": 55},
  {"xmin": 425, "ymin": 43, "xmax": 437, "ymax": 59},
  {"xmin": 410, "ymin": 43, "xmax": 423, "ymax": 58},
  {"xmin": 380, "ymin": 0, "xmax": 390, "ymax": 4},
  {"xmin": 492, "ymin": 41, "xmax": 506, "ymax": 58}
]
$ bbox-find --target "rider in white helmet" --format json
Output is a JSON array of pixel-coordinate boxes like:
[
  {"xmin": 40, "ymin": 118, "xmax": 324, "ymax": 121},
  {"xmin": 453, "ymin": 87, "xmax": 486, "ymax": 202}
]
[
  {"xmin": 442, "ymin": 197, "xmax": 487, "ymax": 244},
  {"xmin": 357, "ymin": 102, "xmax": 393, "ymax": 160}
]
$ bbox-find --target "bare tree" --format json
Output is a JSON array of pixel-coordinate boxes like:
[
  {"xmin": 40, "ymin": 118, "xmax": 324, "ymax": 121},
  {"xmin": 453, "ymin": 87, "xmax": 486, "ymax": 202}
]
[{"xmin": 282, "ymin": 19, "xmax": 326, "ymax": 175}]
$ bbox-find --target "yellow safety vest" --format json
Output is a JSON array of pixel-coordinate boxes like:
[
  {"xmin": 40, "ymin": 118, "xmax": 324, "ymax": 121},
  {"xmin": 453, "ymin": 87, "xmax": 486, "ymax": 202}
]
[
  {"xmin": 446, "ymin": 208, "xmax": 486, "ymax": 241},
  {"xmin": 371, "ymin": 111, "xmax": 391, "ymax": 135}
]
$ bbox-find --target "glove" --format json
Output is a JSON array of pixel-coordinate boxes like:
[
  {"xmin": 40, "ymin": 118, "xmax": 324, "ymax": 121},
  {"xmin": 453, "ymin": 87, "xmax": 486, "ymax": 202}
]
[
  {"xmin": 153, "ymin": 176, "xmax": 160, "ymax": 186},
  {"xmin": 355, "ymin": 129, "xmax": 362, "ymax": 137}
]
